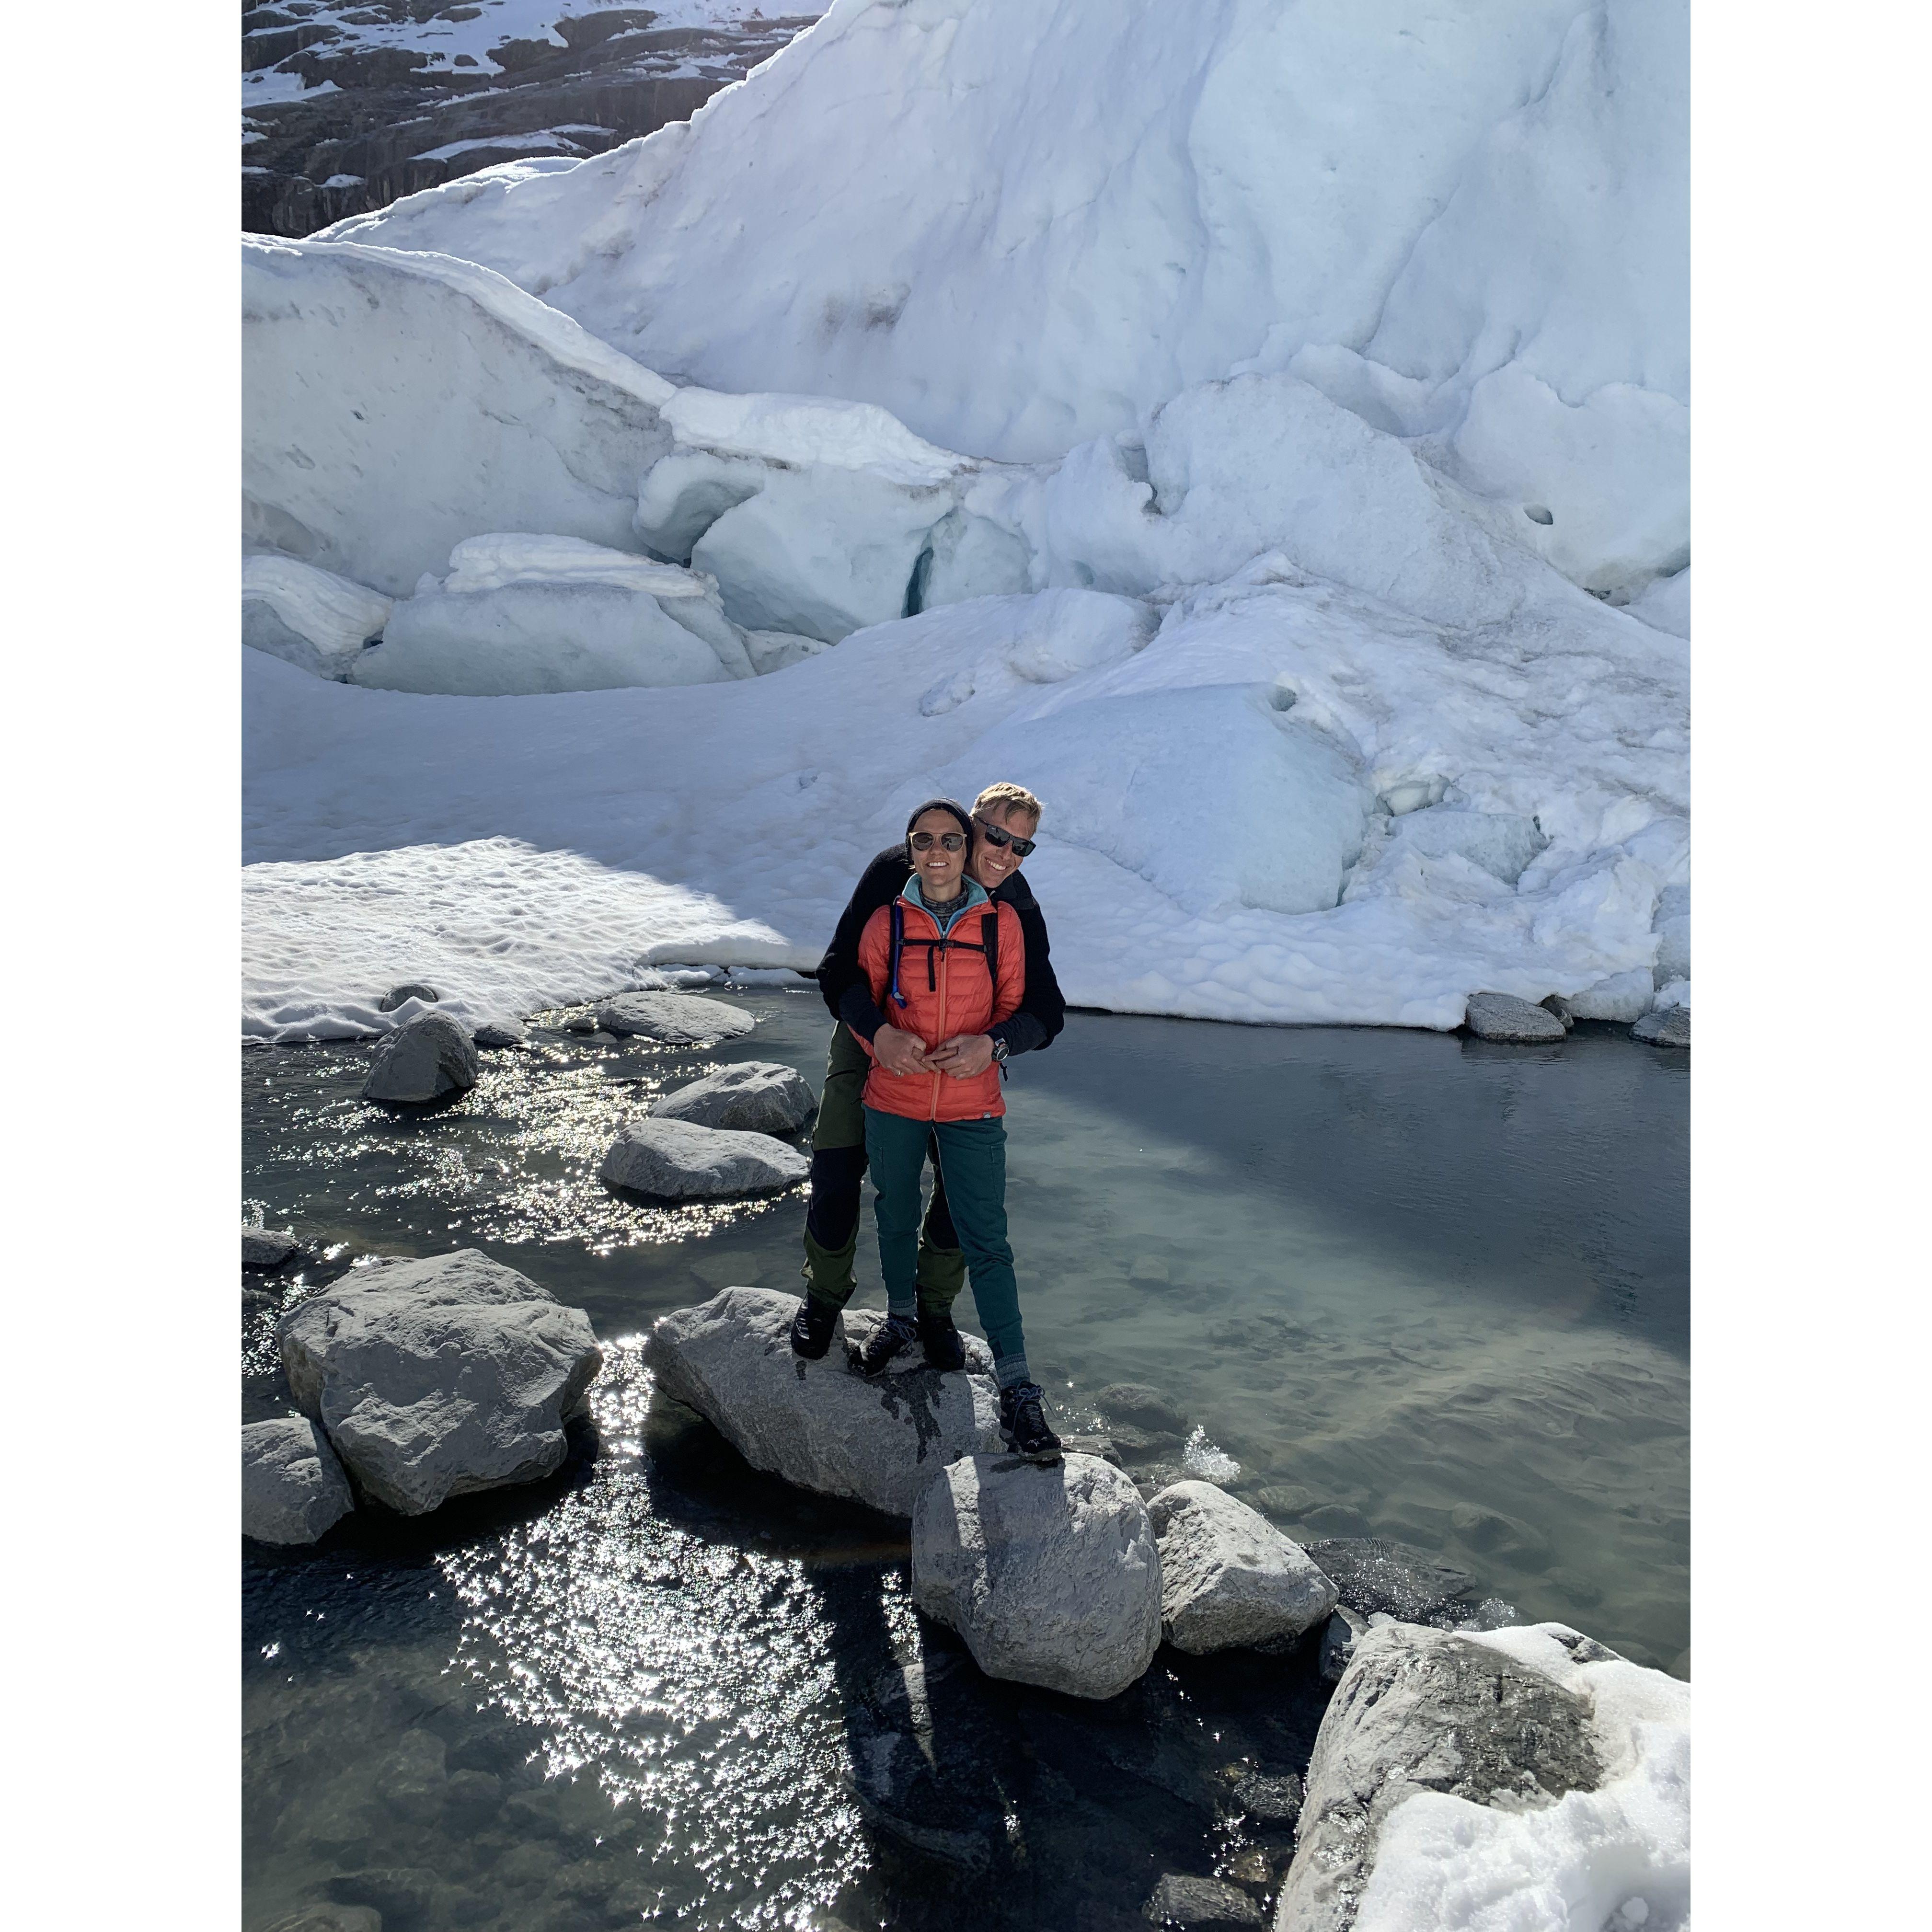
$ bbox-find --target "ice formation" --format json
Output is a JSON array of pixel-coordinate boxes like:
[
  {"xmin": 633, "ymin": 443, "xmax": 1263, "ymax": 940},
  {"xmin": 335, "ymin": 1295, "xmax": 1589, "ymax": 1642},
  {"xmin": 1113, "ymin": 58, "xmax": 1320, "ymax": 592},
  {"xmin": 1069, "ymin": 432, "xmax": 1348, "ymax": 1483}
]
[{"xmin": 242, "ymin": 0, "xmax": 1690, "ymax": 1046}]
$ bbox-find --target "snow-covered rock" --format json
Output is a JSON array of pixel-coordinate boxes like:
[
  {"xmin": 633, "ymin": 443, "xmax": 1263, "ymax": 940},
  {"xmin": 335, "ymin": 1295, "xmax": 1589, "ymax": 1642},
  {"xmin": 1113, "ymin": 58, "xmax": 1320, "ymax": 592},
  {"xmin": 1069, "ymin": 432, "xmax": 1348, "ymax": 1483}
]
[
  {"xmin": 379, "ymin": 982, "xmax": 440, "ymax": 1012},
  {"xmin": 642, "ymin": 1286, "xmax": 1003, "ymax": 1518},
  {"xmin": 911, "ymin": 1453, "xmax": 1163, "ymax": 1701},
  {"xmin": 242, "ymin": 553, "xmax": 391, "ymax": 678},
  {"xmin": 1145, "ymin": 1481, "xmax": 1338, "ymax": 1655},
  {"xmin": 650, "ymin": 1060, "xmax": 815, "ymax": 1135},
  {"xmin": 242, "ymin": 1416, "xmax": 356, "ymax": 1545},
  {"xmin": 600, "ymin": 1117, "xmax": 808, "ymax": 1199},
  {"xmin": 360, "ymin": 1012, "xmax": 478, "ymax": 1104},
  {"xmin": 1274, "ymin": 1621, "xmax": 1689, "ymax": 1932},
  {"xmin": 1143, "ymin": 1875, "xmax": 1263, "ymax": 1929},
  {"xmin": 595, "ymin": 991, "xmax": 756, "ymax": 1043},
  {"xmin": 1632, "ymin": 1008, "xmax": 1690, "ymax": 1049},
  {"xmin": 1568, "ymin": 970, "xmax": 1657, "ymax": 1024},
  {"xmin": 1463, "ymin": 991, "xmax": 1568, "ymax": 1043},
  {"xmin": 278, "ymin": 1249, "xmax": 602, "ymax": 1516}
]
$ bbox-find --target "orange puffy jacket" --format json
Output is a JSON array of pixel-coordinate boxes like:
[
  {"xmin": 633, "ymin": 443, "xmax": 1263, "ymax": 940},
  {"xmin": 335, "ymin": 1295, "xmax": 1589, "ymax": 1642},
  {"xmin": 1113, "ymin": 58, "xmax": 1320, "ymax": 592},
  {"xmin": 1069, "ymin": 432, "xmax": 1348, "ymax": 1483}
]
[{"xmin": 856, "ymin": 891, "xmax": 1026, "ymax": 1122}]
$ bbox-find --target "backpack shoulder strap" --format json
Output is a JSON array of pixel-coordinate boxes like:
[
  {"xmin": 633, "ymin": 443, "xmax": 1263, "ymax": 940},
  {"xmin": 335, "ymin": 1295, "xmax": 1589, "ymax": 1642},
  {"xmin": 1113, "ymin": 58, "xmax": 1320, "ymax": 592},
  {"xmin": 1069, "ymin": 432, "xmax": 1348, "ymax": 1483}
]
[
  {"xmin": 888, "ymin": 899, "xmax": 908, "ymax": 1009},
  {"xmin": 981, "ymin": 909, "xmax": 1000, "ymax": 995}
]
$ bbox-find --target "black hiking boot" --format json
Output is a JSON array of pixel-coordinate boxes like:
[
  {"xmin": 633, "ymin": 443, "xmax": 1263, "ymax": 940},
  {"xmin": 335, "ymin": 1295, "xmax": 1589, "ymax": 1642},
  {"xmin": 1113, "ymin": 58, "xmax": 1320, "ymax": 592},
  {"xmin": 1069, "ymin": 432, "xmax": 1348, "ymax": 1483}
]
[
  {"xmin": 917, "ymin": 1309, "xmax": 967, "ymax": 1372},
  {"xmin": 790, "ymin": 1295, "xmax": 839, "ymax": 1360},
  {"xmin": 998, "ymin": 1381, "xmax": 1063, "ymax": 1461},
  {"xmin": 849, "ymin": 1312, "xmax": 920, "ymax": 1377}
]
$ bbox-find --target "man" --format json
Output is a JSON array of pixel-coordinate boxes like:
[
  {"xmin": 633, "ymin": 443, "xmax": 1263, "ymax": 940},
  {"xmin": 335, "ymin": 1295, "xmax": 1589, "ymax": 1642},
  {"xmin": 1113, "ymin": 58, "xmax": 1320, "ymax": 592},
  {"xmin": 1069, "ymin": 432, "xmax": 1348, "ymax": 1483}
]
[{"xmin": 792, "ymin": 782, "xmax": 1065, "ymax": 1371}]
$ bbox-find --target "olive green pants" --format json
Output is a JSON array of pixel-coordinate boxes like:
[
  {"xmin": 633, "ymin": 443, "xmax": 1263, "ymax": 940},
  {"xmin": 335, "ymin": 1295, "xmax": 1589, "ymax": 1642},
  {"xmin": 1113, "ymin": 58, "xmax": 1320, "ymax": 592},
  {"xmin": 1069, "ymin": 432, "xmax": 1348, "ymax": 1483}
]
[{"xmin": 800, "ymin": 1022, "xmax": 967, "ymax": 1311}]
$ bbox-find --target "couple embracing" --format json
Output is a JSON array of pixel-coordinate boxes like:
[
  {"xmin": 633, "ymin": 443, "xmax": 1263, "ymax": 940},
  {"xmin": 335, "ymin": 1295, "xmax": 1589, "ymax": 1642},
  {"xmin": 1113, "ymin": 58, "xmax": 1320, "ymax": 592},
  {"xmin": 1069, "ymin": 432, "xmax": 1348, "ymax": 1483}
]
[{"xmin": 791, "ymin": 783, "xmax": 1067, "ymax": 1461}]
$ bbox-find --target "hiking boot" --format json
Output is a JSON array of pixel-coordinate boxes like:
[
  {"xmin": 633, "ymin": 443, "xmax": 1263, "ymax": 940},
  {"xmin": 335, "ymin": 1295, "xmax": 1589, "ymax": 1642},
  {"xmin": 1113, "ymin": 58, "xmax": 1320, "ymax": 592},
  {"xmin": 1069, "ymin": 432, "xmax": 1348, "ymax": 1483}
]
[
  {"xmin": 917, "ymin": 1309, "xmax": 967, "ymax": 1372},
  {"xmin": 849, "ymin": 1312, "xmax": 920, "ymax": 1377},
  {"xmin": 998, "ymin": 1381, "xmax": 1063, "ymax": 1461},
  {"xmin": 789, "ymin": 1295, "xmax": 839, "ymax": 1360}
]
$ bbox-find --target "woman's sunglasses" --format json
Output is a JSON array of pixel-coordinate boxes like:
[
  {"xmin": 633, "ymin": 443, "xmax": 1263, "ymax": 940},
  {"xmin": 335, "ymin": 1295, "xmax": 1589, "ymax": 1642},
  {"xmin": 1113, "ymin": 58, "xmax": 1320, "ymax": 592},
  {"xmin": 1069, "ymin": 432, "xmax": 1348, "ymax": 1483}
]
[
  {"xmin": 973, "ymin": 816, "xmax": 1037, "ymax": 858},
  {"xmin": 909, "ymin": 832, "xmax": 967, "ymax": 852}
]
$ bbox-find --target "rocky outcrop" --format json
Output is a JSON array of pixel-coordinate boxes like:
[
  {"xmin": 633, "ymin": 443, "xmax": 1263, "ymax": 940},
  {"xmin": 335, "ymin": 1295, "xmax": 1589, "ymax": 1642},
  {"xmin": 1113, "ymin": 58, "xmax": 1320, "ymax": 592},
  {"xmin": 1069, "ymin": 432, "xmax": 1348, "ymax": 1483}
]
[
  {"xmin": 650, "ymin": 1060, "xmax": 815, "ymax": 1135},
  {"xmin": 644, "ymin": 1286, "xmax": 1002, "ymax": 1518},
  {"xmin": 1144, "ymin": 1874, "xmax": 1264, "ymax": 1928},
  {"xmin": 1146, "ymin": 1481, "xmax": 1337, "ymax": 1653},
  {"xmin": 1632, "ymin": 1007, "xmax": 1690, "ymax": 1048},
  {"xmin": 278, "ymin": 1249, "xmax": 601, "ymax": 1515},
  {"xmin": 595, "ymin": 991, "xmax": 757, "ymax": 1044},
  {"xmin": 911, "ymin": 1453, "xmax": 1163, "ymax": 1700},
  {"xmin": 600, "ymin": 1117, "xmax": 809, "ymax": 1199},
  {"xmin": 361, "ymin": 1012, "xmax": 478, "ymax": 1104},
  {"xmin": 1462, "ymin": 992, "xmax": 1567, "ymax": 1043},
  {"xmin": 242, "ymin": 1415, "xmax": 355, "ymax": 1545}
]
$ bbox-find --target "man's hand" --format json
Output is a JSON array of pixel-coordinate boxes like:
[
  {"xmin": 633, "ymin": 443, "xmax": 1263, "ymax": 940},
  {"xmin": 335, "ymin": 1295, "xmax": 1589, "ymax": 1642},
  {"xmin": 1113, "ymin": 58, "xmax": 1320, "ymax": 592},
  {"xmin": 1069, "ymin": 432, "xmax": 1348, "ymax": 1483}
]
[
  {"xmin": 873, "ymin": 1025, "xmax": 932, "ymax": 1077},
  {"xmin": 928, "ymin": 1033, "xmax": 996, "ymax": 1079}
]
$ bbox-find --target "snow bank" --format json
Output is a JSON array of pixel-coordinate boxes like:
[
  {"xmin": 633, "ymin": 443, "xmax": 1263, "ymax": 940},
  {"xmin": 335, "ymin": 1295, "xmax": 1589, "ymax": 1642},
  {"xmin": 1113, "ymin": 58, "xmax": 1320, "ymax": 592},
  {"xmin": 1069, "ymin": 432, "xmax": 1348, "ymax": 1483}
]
[
  {"xmin": 1351, "ymin": 1625, "xmax": 1690, "ymax": 1932},
  {"xmin": 244, "ymin": 566, "xmax": 1684, "ymax": 1038},
  {"xmin": 318, "ymin": 0, "xmax": 1687, "ymax": 598},
  {"xmin": 242, "ymin": 553, "xmax": 391, "ymax": 678}
]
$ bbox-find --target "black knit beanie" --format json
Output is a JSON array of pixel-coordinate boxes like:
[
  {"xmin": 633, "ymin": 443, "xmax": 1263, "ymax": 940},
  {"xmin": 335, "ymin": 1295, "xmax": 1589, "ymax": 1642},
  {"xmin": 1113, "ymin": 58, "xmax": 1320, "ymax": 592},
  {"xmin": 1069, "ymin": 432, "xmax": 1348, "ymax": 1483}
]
[{"xmin": 903, "ymin": 796, "xmax": 974, "ymax": 865}]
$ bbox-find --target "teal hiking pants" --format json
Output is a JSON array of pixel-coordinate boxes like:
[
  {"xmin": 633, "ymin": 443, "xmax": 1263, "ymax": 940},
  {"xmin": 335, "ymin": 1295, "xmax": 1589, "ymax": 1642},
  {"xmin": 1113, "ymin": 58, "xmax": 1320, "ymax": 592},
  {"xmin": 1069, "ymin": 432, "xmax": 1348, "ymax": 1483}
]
[{"xmin": 863, "ymin": 1105, "xmax": 1029, "ymax": 1384}]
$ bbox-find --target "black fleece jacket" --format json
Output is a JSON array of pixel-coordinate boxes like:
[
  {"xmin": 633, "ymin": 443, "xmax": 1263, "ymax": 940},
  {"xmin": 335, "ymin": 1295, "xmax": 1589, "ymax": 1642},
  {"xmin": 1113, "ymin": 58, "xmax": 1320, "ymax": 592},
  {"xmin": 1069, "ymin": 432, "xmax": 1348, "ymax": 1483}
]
[{"xmin": 814, "ymin": 845, "xmax": 1067, "ymax": 1057}]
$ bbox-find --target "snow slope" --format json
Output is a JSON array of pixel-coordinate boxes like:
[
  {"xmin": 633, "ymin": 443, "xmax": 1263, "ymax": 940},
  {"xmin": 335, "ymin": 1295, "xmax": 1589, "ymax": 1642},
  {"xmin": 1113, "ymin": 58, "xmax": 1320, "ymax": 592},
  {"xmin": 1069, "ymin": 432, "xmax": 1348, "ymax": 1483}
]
[{"xmin": 318, "ymin": 0, "xmax": 1688, "ymax": 598}]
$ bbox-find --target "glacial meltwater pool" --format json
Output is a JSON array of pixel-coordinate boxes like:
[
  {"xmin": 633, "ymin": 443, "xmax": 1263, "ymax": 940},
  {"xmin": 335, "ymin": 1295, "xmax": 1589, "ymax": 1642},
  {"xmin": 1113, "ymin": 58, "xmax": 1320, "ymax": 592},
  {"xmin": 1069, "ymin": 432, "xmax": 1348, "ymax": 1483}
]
[{"xmin": 242, "ymin": 989, "xmax": 1688, "ymax": 1932}]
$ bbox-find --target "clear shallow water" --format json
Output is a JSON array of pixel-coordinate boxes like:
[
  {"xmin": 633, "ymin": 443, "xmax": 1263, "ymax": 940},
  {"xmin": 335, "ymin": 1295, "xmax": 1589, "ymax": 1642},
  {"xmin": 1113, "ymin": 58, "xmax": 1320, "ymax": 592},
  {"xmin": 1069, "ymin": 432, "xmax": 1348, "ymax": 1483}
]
[{"xmin": 243, "ymin": 991, "xmax": 1687, "ymax": 1932}]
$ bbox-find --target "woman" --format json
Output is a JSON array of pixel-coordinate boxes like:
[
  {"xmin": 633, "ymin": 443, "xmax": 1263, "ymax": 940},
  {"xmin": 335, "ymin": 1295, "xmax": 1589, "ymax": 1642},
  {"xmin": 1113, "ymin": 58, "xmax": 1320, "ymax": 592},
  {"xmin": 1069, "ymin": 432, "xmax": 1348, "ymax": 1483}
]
[{"xmin": 850, "ymin": 797, "xmax": 1061, "ymax": 1460}]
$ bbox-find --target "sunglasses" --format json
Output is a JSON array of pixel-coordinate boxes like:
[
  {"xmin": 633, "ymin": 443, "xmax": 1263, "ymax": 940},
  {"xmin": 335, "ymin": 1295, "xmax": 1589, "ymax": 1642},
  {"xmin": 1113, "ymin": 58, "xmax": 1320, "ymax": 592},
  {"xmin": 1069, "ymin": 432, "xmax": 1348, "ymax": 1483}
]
[
  {"xmin": 974, "ymin": 816, "xmax": 1036, "ymax": 858},
  {"xmin": 909, "ymin": 831, "xmax": 967, "ymax": 852}
]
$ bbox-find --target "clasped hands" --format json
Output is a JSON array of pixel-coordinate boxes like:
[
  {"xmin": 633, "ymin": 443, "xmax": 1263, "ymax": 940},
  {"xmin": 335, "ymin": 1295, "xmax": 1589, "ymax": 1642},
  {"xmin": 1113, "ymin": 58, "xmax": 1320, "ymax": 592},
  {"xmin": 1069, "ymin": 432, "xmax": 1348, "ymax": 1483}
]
[{"xmin": 874, "ymin": 1025, "xmax": 995, "ymax": 1079}]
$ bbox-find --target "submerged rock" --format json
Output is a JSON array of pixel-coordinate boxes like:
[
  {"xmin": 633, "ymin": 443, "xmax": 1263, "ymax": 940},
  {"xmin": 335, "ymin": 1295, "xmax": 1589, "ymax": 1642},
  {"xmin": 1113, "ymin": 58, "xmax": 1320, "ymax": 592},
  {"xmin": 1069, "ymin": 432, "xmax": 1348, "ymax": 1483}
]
[
  {"xmin": 261, "ymin": 1909, "xmax": 383, "ymax": 1932},
  {"xmin": 1632, "ymin": 1007, "xmax": 1690, "ymax": 1048},
  {"xmin": 472, "ymin": 1016, "xmax": 530, "ymax": 1048},
  {"xmin": 600, "ymin": 1116, "xmax": 809, "ymax": 1198},
  {"xmin": 1463, "ymin": 991, "xmax": 1567, "ymax": 1043},
  {"xmin": 243, "ymin": 1225, "xmax": 302, "ymax": 1269},
  {"xmin": 1274, "ymin": 1621, "xmax": 1687, "ymax": 1932},
  {"xmin": 278, "ymin": 1249, "xmax": 601, "ymax": 1515},
  {"xmin": 1146, "ymin": 1480, "xmax": 1337, "ymax": 1654},
  {"xmin": 912, "ymin": 1453, "xmax": 1162, "ymax": 1700},
  {"xmin": 379, "ymin": 982, "xmax": 440, "ymax": 1011},
  {"xmin": 1097, "ymin": 1382, "xmax": 1193, "ymax": 1435},
  {"xmin": 361, "ymin": 1011, "xmax": 479, "ymax": 1104},
  {"xmin": 1234, "ymin": 1771, "xmax": 1304, "ymax": 1828},
  {"xmin": 595, "ymin": 990, "xmax": 757, "ymax": 1044},
  {"xmin": 650, "ymin": 1059, "xmax": 815, "ymax": 1134},
  {"xmin": 242, "ymin": 1415, "xmax": 355, "ymax": 1545},
  {"xmin": 644, "ymin": 1285, "xmax": 1002, "ymax": 1518},
  {"xmin": 1143, "ymin": 1873, "xmax": 1264, "ymax": 1927},
  {"xmin": 1302, "ymin": 1537, "xmax": 1476, "ymax": 1623}
]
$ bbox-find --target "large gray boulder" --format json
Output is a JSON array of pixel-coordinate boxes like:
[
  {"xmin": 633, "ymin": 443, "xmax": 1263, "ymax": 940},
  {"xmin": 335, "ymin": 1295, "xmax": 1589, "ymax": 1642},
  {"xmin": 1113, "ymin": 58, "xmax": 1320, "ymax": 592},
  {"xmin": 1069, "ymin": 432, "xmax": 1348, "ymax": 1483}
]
[
  {"xmin": 911, "ymin": 1453, "xmax": 1163, "ymax": 1700},
  {"xmin": 1632, "ymin": 1006, "xmax": 1690, "ymax": 1048},
  {"xmin": 601, "ymin": 1117, "xmax": 809, "ymax": 1198},
  {"xmin": 1463, "ymin": 992, "xmax": 1567, "ymax": 1043},
  {"xmin": 644, "ymin": 1286, "xmax": 1002, "ymax": 1518},
  {"xmin": 1273, "ymin": 1622, "xmax": 1624, "ymax": 1932},
  {"xmin": 361, "ymin": 1012, "xmax": 479, "ymax": 1104},
  {"xmin": 595, "ymin": 991, "xmax": 756, "ymax": 1044},
  {"xmin": 277, "ymin": 1249, "xmax": 601, "ymax": 1515},
  {"xmin": 651, "ymin": 1060, "xmax": 815, "ymax": 1135},
  {"xmin": 1146, "ymin": 1481, "xmax": 1338, "ymax": 1653},
  {"xmin": 242, "ymin": 1416, "xmax": 356, "ymax": 1545}
]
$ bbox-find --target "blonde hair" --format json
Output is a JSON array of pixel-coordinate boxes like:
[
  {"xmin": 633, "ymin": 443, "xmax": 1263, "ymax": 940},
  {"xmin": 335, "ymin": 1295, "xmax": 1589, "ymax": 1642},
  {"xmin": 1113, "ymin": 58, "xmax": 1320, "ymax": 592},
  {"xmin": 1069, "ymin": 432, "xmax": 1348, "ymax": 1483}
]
[{"xmin": 973, "ymin": 782, "xmax": 1043, "ymax": 827}]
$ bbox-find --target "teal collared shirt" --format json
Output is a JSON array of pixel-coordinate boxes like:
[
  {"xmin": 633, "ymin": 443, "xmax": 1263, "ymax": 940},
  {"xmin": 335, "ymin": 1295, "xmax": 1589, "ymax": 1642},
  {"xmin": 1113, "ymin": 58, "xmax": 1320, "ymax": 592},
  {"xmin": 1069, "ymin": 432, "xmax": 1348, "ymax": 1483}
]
[{"xmin": 907, "ymin": 874, "xmax": 989, "ymax": 937}]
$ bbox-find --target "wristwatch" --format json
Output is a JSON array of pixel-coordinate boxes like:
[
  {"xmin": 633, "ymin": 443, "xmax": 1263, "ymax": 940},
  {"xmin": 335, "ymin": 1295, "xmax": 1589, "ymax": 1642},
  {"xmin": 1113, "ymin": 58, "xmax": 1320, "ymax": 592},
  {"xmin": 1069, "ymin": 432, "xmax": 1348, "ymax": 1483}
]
[{"xmin": 989, "ymin": 1035, "xmax": 1010, "ymax": 1066}]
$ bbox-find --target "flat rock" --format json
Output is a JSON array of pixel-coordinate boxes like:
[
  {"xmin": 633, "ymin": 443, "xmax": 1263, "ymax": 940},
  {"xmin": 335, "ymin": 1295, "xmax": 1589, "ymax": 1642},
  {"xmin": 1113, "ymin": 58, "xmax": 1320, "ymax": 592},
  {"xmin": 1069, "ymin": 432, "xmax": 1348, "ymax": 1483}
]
[
  {"xmin": 1097, "ymin": 1381, "xmax": 1192, "ymax": 1434},
  {"xmin": 361, "ymin": 1011, "xmax": 479, "ymax": 1104},
  {"xmin": 1146, "ymin": 1481, "xmax": 1338, "ymax": 1653},
  {"xmin": 244, "ymin": 1225, "xmax": 302, "ymax": 1269},
  {"xmin": 277, "ymin": 1249, "xmax": 601, "ymax": 1515},
  {"xmin": 472, "ymin": 1016, "xmax": 529, "ymax": 1048},
  {"xmin": 912, "ymin": 1453, "xmax": 1162, "ymax": 1700},
  {"xmin": 601, "ymin": 1116, "xmax": 809, "ymax": 1198},
  {"xmin": 242, "ymin": 1416, "xmax": 355, "ymax": 1545},
  {"xmin": 379, "ymin": 982, "xmax": 440, "ymax": 1011},
  {"xmin": 1302, "ymin": 1537, "xmax": 1476, "ymax": 1622},
  {"xmin": 1274, "ymin": 1622, "xmax": 1612, "ymax": 1932},
  {"xmin": 1632, "ymin": 1007, "xmax": 1690, "ymax": 1048},
  {"xmin": 595, "ymin": 990, "xmax": 756, "ymax": 1044},
  {"xmin": 1463, "ymin": 991, "xmax": 1567, "ymax": 1043},
  {"xmin": 644, "ymin": 1285, "xmax": 1001, "ymax": 1518},
  {"xmin": 1144, "ymin": 1874, "xmax": 1264, "ymax": 1927},
  {"xmin": 650, "ymin": 1059, "xmax": 814, "ymax": 1134}
]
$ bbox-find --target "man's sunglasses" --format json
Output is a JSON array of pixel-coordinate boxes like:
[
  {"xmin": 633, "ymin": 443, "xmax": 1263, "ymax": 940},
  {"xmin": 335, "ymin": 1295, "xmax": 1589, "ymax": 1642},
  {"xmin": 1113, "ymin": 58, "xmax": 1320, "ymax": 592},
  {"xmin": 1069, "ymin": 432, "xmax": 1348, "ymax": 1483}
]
[
  {"xmin": 973, "ymin": 816, "xmax": 1037, "ymax": 858},
  {"xmin": 909, "ymin": 832, "xmax": 967, "ymax": 852}
]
